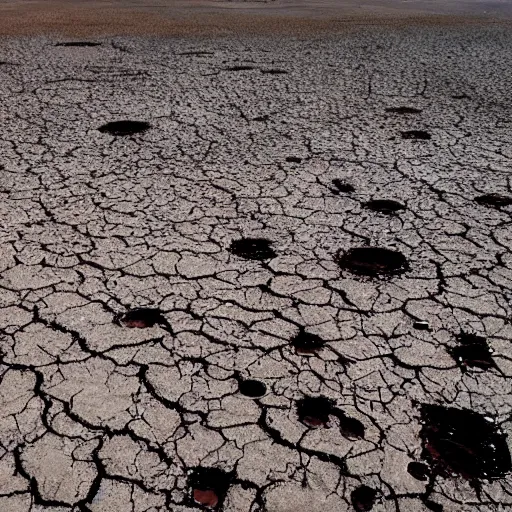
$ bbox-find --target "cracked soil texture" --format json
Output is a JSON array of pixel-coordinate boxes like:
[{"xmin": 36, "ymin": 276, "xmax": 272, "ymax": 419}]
[{"xmin": 1, "ymin": 21, "xmax": 512, "ymax": 512}]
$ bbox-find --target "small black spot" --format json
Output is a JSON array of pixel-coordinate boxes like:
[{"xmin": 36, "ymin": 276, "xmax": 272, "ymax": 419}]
[
  {"xmin": 407, "ymin": 461, "xmax": 430, "ymax": 481},
  {"xmin": 261, "ymin": 69, "xmax": 288, "ymax": 75},
  {"xmin": 420, "ymin": 404, "xmax": 511, "ymax": 480},
  {"xmin": 449, "ymin": 332, "xmax": 495, "ymax": 371},
  {"xmin": 385, "ymin": 107, "xmax": 422, "ymax": 114},
  {"xmin": 475, "ymin": 193, "xmax": 512, "ymax": 208},
  {"xmin": 413, "ymin": 321, "xmax": 430, "ymax": 331},
  {"xmin": 336, "ymin": 247, "xmax": 409, "ymax": 277},
  {"xmin": 452, "ymin": 93, "xmax": 470, "ymax": 99},
  {"xmin": 297, "ymin": 396, "xmax": 333, "ymax": 428},
  {"xmin": 55, "ymin": 41, "xmax": 101, "ymax": 47},
  {"xmin": 253, "ymin": 115, "xmax": 269, "ymax": 122},
  {"xmin": 286, "ymin": 156, "xmax": 302, "ymax": 163},
  {"xmin": 98, "ymin": 120, "xmax": 151, "ymax": 136},
  {"xmin": 351, "ymin": 485, "xmax": 377, "ymax": 511},
  {"xmin": 291, "ymin": 331, "xmax": 325, "ymax": 355},
  {"xmin": 119, "ymin": 308, "xmax": 165, "ymax": 328},
  {"xmin": 364, "ymin": 199, "xmax": 405, "ymax": 214},
  {"xmin": 401, "ymin": 130, "xmax": 431, "ymax": 140},
  {"xmin": 424, "ymin": 501, "xmax": 443, "ymax": 512},
  {"xmin": 229, "ymin": 238, "xmax": 276, "ymax": 261},
  {"xmin": 239, "ymin": 380, "xmax": 267, "ymax": 398},
  {"xmin": 189, "ymin": 467, "xmax": 232, "ymax": 509},
  {"xmin": 332, "ymin": 179, "xmax": 355, "ymax": 193},
  {"xmin": 225, "ymin": 65, "xmax": 255, "ymax": 71}
]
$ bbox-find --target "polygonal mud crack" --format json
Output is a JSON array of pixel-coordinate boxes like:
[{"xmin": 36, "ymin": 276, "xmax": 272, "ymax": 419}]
[
  {"xmin": 385, "ymin": 106, "xmax": 422, "ymax": 114},
  {"xmin": 420, "ymin": 404, "xmax": 511, "ymax": 480},
  {"xmin": 291, "ymin": 330, "xmax": 325, "ymax": 356},
  {"xmin": 351, "ymin": 485, "xmax": 377, "ymax": 511},
  {"xmin": 118, "ymin": 308, "xmax": 165, "ymax": 328},
  {"xmin": 261, "ymin": 69, "xmax": 288, "ymax": 74},
  {"xmin": 336, "ymin": 247, "xmax": 409, "ymax": 277},
  {"xmin": 364, "ymin": 199, "xmax": 405, "ymax": 214},
  {"xmin": 228, "ymin": 237, "xmax": 276, "ymax": 260},
  {"xmin": 475, "ymin": 193, "xmax": 512, "ymax": 208},
  {"xmin": 98, "ymin": 120, "xmax": 151, "ymax": 136},
  {"xmin": 189, "ymin": 467, "xmax": 232, "ymax": 509},
  {"xmin": 401, "ymin": 130, "xmax": 431, "ymax": 140},
  {"xmin": 449, "ymin": 332, "xmax": 495, "ymax": 371},
  {"xmin": 332, "ymin": 179, "xmax": 355, "ymax": 193},
  {"xmin": 407, "ymin": 461, "xmax": 431, "ymax": 481},
  {"xmin": 55, "ymin": 41, "xmax": 101, "ymax": 47},
  {"xmin": 239, "ymin": 379, "xmax": 267, "ymax": 398}
]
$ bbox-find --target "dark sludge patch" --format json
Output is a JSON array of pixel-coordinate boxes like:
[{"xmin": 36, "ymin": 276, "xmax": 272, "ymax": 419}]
[
  {"xmin": 475, "ymin": 193, "xmax": 512, "ymax": 208},
  {"xmin": 253, "ymin": 115, "xmax": 269, "ymax": 122},
  {"xmin": 286, "ymin": 156, "xmax": 302, "ymax": 163},
  {"xmin": 449, "ymin": 332, "xmax": 495, "ymax": 371},
  {"xmin": 291, "ymin": 331, "xmax": 325, "ymax": 356},
  {"xmin": 336, "ymin": 247, "xmax": 409, "ymax": 277},
  {"xmin": 401, "ymin": 130, "xmax": 431, "ymax": 140},
  {"xmin": 407, "ymin": 461, "xmax": 430, "ymax": 481},
  {"xmin": 238, "ymin": 379, "xmax": 267, "ymax": 399},
  {"xmin": 413, "ymin": 321, "xmax": 430, "ymax": 331},
  {"xmin": 364, "ymin": 199, "xmax": 405, "ymax": 214},
  {"xmin": 351, "ymin": 485, "xmax": 378, "ymax": 511},
  {"xmin": 385, "ymin": 106, "xmax": 422, "ymax": 114},
  {"xmin": 225, "ymin": 65, "xmax": 255, "ymax": 71},
  {"xmin": 336, "ymin": 411, "xmax": 365, "ymax": 439},
  {"xmin": 119, "ymin": 308, "xmax": 165, "ymax": 328},
  {"xmin": 55, "ymin": 41, "xmax": 101, "ymax": 47},
  {"xmin": 98, "ymin": 120, "xmax": 151, "ymax": 136},
  {"xmin": 228, "ymin": 237, "xmax": 276, "ymax": 261},
  {"xmin": 189, "ymin": 467, "xmax": 232, "ymax": 509},
  {"xmin": 332, "ymin": 179, "xmax": 355, "ymax": 193},
  {"xmin": 424, "ymin": 501, "xmax": 443, "ymax": 512},
  {"xmin": 261, "ymin": 69, "xmax": 288, "ymax": 74},
  {"xmin": 297, "ymin": 396, "xmax": 333, "ymax": 428},
  {"xmin": 420, "ymin": 404, "xmax": 512, "ymax": 480}
]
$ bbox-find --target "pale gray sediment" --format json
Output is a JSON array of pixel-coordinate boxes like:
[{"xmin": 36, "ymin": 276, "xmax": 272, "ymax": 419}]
[{"xmin": 0, "ymin": 14, "xmax": 512, "ymax": 512}]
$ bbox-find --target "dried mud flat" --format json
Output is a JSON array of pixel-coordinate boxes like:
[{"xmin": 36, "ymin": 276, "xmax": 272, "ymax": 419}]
[{"xmin": 1, "ymin": 17, "xmax": 512, "ymax": 512}]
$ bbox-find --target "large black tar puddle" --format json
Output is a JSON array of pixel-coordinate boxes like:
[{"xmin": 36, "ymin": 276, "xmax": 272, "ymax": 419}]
[{"xmin": 336, "ymin": 247, "xmax": 409, "ymax": 277}]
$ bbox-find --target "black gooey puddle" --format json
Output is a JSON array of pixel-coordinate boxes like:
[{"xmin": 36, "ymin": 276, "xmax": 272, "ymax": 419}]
[
  {"xmin": 475, "ymin": 193, "xmax": 512, "ymax": 208},
  {"xmin": 336, "ymin": 247, "xmax": 409, "ymax": 277},
  {"xmin": 401, "ymin": 130, "xmax": 431, "ymax": 140},
  {"xmin": 228, "ymin": 238, "xmax": 276, "ymax": 261},
  {"xmin": 291, "ymin": 331, "xmax": 325, "ymax": 356},
  {"xmin": 449, "ymin": 332, "xmax": 495, "ymax": 371},
  {"xmin": 118, "ymin": 308, "xmax": 165, "ymax": 328},
  {"xmin": 364, "ymin": 199, "xmax": 405, "ymax": 214},
  {"xmin": 189, "ymin": 467, "xmax": 232, "ymax": 509},
  {"xmin": 98, "ymin": 120, "xmax": 151, "ymax": 136},
  {"xmin": 351, "ymin": 485, "xmax": 378, "ymax": 511},
  {"xmin": 238, "ymin": 379, "xmax": 267, "ymax": 399},
  {"xmin": 332, "ymin": 179, "xmax": 355, "ymax": 193}
]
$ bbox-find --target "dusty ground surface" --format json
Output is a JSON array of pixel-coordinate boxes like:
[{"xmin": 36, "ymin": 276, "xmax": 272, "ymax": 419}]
[{"xmin": 1, "ymin": 7, "xmax": 512, "ymax": 512}]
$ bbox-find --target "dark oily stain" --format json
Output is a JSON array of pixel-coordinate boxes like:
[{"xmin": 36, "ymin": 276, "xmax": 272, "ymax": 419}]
[
  {"xmin": 253, "ymin": 115, "xmax": 269, "ymax": 122},
  {"xmin": 55, "ymin": 41, "xmax": 101, "ymax": 47},
  {"xmin": 449, "ymin": 332, "xmax": 495, "ymax": 370},
  {"xmin": 332, "ymin": 179, "xmax": 355, "ymax": 193},
  {"xmin": 98, "ymin": 120, "xmax": 151, "ymax": 136},
  {"xmin": 335, "ymin": 410, "xmax": 365, "ymax": 439},
  {"xmin": 286, "ymin": 156, "xmax": 302, "ymax": 163},
  {"xmin": 189, "ymin": 467, "xmax": 232, "ymax": 509},
  {"xmin": 386, "ymin": 106, "xmax": 422, "ymax": 114},
  {"xmin": 351, "ymin": 485, "xmax": 378, "ymax": 511},
  {"xmin": 364, "ymin": 199, "xmax": 405, "ymax": 214},
  {"xmin": 119, "ymin": 308, "xmax": 165, "ymax": 328},
  {"xmin": 225, "ymin": 65, "xmax": 255, "ymax": 71},
  {"xmin": 261, "ymin": 69, "xmax": 288, "ymax": 74},
  {"xmin": 414, "ymin": 321, "xmax": 431, "ymax": 331},
  {"xmin": 291, "ymin": 331, "xmax": 325, "ymax": 356},
  {"xmin": 401, "ymin": 130, "xmax": 431, "ymax": 140},
  {"xmin": 407, "ymin": 461, "xmax": 431, "ymax": 481},
  {"xmin": 229, "ymin": 238, "xmax": 276, "ymax": 261},
  {"xmin": 336, "ymin": 247, "xmax": 409, "ymax": 277},
  {"xmin": 239, "ymin": 379, "xmax": 267, "ymax": 399},
  {"xmin": 420, "ymin": 404, "xmax": 512, "ymax": 480},
  {"xmin": 297, "ymin": 396, "xmax": 333, "ymax": 428},
  {"xmin": 452, "ymin": 93, "xmax": 470, "ymax": 99},
  {"xmin": 475, "ymin": 193, "xmax": 512, "ymax": 208},
  {"xmin": 424, "ymin": 501, "xmax": 443, "ymax": 512}
]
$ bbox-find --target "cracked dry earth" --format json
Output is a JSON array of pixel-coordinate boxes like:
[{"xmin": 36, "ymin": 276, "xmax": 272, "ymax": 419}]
[{"xmin": 1, "ymin": 23, "xmax": 512, "ymax": 512}]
